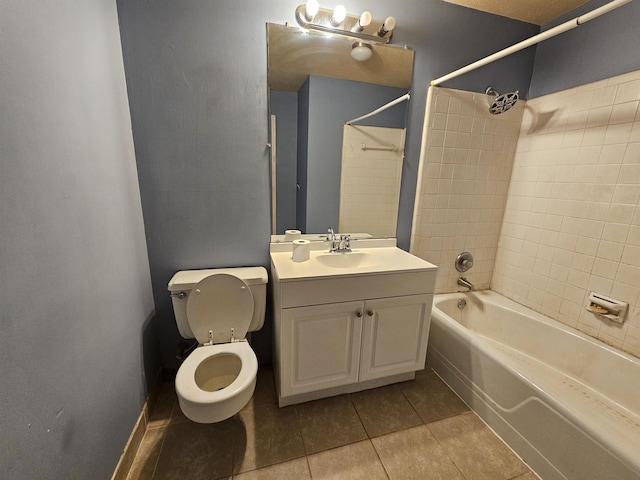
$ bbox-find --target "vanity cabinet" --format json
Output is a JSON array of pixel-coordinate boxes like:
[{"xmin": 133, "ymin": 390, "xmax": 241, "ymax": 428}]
[
  {"xmin": 280, "ymin": 294, "xmax": 432, "ymax": 398},
  {"xmin": 270, "ymin": 243, "xmax": 438, "ymax": 407}
]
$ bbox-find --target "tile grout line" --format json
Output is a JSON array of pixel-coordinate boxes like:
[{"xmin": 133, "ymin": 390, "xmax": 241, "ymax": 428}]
[
  {"xmin": 146, "ymin": 398, "xmax": 175, "ymax": 480},
  {"xmin": 291, "ymin": 401, "xmax": 316, "ymax": 479},
  {"xmin": 423, "ymin": 414, "xmax": 474, "ymax": 480},
  {"xmin": 348, "ymin": 392, "xmax": 392, "ymax": 480},
  {"xmin": 148, "ymin": 427, "xmax": 167, "ymax": 480},
  {"xmin": 397, "ymin": 376, "xmax": 470, "ymax": 480}
]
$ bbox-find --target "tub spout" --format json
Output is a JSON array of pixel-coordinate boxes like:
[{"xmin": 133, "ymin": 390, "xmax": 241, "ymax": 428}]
[{"xmin": 457, "ymin": 277, "xmax": 474, "ymax": 291}]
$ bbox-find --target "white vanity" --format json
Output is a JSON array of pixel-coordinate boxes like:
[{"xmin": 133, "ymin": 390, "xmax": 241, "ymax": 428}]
[{"xmin": 270, "ymin": 238, "xmax": 438, "ymax": 406}]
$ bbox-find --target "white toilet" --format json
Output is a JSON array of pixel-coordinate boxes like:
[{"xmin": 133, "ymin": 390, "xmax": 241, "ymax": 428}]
[{"xmin": 167, "ymin": 266, "xmax": 268, "ymax": 423}]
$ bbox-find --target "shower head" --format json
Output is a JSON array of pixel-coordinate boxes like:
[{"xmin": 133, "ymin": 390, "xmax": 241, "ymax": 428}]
[{"xmin": 485, "ymin": 86, "xmax": 519, "ymax": 114}]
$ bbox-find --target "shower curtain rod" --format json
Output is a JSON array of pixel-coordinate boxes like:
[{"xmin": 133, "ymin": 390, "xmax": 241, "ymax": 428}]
[
  {"xmin": 431, "ymin": 0, "xmax": 633, "ymax": 86},
  {"xmin": 346, "ymin": 93, "xmax": 410, "ymax": 125}
]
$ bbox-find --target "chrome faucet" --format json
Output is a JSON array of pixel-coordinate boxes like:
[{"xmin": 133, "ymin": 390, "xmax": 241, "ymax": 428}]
[
  {"xmin": 327, "ymin": 227, "xmax": 351, "ymax": 253},
  {"xmin": 327, "ymin": 227, "xmax": 337, "ymax": 251},
  {"xmin": 457, "ymin": 277, "xmax": 475, "ymax": 291}
]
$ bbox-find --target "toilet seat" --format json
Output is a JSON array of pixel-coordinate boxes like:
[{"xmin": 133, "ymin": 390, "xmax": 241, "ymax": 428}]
[
  {"xmin": 186, "ymin": 273, "xmax": 254, "ymax": 344},
  {"xmin": 175, "ymin": 341, "xmax": 258, "ymax": 423}
]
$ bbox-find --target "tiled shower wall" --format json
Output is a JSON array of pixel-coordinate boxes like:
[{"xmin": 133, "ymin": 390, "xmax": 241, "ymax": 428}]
[
  {"xmin": 410, "ymin": 87, "xmax": 523, "ymax": 293},
  {"xmin": 412, "ymin": 72, "xmax": 640, "ymax": 359},
  {"xmin": 493, "ymin": 71, "xmax": 640, "ymax": 357},
  {"xmin": 339, "ymin": 125, "xmax": 404, "ymax": 237}
]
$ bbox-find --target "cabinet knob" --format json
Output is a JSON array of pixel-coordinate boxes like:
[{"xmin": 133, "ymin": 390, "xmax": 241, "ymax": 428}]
[
  {"xmin": 367, "ymin": 310, "xmax": 374, "ymax": 316},
  {"xmin": 356, "ymin": 310, "xmax": 363, "ymax": 317}
]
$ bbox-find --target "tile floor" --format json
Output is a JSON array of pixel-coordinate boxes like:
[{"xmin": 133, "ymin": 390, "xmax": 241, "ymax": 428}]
[{"xmin": 127, "ymin": 366, "xmax": 538, "ymax": 480}]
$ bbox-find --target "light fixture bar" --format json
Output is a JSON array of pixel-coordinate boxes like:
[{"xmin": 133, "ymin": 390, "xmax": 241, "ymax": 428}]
[{"xmin": 295, "ymin": 4, "xmax": 394, "ymax": 44}]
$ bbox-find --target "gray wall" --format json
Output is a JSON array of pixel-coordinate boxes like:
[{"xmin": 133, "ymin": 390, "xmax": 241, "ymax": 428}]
[
  {"xmin": 116, "ymin": 0, "xmax": 540, "ymax": 372},
  {"xmin": 529, "ymin": 0, "xmax": 640, "ymax": 98},
  {"xmin": 270, "ymin": 90, "xmax": 298, "ymax": 234},
  {"xmin": 0, "ymin": 1, "xmax": 157, "ymax": 479},
  {"xmin": 297, "ymin": 79, "xmax": 311, "ymax": 233}
]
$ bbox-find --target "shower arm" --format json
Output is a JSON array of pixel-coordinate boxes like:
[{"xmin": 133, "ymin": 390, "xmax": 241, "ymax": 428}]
[{"xmin": 431, "ymin": 0, "xmax": 632, "ymax": 87}]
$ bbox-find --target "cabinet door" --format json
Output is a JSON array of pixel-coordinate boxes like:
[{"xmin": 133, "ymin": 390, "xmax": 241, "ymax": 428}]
[
  {"xmin": 280, "ymin": 301, "xmax": 363, "ymax": 397},
  {"xmin": 359, "ymin": 294, "xmax": 433, "ymax": 382}
]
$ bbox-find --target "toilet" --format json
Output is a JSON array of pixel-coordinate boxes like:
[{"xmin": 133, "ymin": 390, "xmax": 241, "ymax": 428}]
[{"xmin": 167, "ymin": 266, "xmax": 268, "ymax": 423}]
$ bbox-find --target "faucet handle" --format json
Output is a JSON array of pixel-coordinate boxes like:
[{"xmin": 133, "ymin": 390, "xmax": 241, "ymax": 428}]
[
  {"xmin": 455, "ymin": 252, "xmax": 474, "ymax": 273},
  {"xmin": 341, "ymin": 234, "xmax": 351, "ymax": 251}
]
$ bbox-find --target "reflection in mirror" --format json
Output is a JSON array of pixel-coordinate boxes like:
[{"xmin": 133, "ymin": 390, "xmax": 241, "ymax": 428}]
[{"xmin": 267, "ymin": 23, "xmax": 414, "ymax": 239}]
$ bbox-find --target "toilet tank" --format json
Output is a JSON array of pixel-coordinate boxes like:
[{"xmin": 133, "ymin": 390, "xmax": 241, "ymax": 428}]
[{"xmin": 167, "ymin": 267, "xmax": 268, "ymax": 340}]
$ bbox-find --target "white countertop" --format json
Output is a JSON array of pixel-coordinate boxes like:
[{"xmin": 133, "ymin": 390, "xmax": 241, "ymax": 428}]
[{"xmin": 270, "ymin": 245, "xmax": 438, "ymax": 281}]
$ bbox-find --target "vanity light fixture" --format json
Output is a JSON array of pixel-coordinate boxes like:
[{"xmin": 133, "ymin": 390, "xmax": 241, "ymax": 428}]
[
  {"xmin": 295, "ymin": 3, "xmax": 397, "ymax": 44},
  {"xmin": 350, "ymin": 42, "xmax": 373, "ymax": 62}
]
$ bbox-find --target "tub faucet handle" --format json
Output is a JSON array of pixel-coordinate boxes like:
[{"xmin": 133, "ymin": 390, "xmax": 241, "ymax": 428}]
[{"xmin": 455, "ymin": 252, "xmax": 474, "ymax": 273}]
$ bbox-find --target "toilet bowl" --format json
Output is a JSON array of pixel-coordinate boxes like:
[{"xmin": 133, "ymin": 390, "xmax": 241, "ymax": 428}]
[
  {"xmin": 168, "ymin": 267, "xmax": 268, "ymax": 423},
  {"xmin": 175, "ymin": 341, "xmax": 258, "ymax": 423}
]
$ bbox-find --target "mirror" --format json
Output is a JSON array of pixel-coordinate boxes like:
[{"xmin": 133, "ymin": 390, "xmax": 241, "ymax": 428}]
[{"xmin": 267, "ymin": 23, "xmax": 414, "ymax": 239}]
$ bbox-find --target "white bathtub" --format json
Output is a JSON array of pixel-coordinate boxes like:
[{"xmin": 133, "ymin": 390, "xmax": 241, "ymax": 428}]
[{"xmin": 428, "ymin": 290, "xmax": 640, "ymax": 480}]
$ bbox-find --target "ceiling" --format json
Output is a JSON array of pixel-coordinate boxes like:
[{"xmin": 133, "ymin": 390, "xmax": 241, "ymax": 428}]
[{"xmin": 443, "ymin": 0, "xmax": 592, "ymax": 25}]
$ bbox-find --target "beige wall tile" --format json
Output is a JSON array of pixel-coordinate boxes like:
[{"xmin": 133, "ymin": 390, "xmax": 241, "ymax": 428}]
[
  {"xmin": 493, "ymin": 71, "xmax": 640, "ymax": 357},
  {"xmin": 414, "ymin": 72, "xmax": 640, "ymax": 358}
]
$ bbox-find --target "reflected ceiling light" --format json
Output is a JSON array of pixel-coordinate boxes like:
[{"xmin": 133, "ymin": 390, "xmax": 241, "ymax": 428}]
[
  {"xmin": 304, "ymin": 0, "xmax": 319, "ymax": 21},
  {"xmin": 378, "ymin": 16, "xmax": 396, "ymax": 37},
  {"xmin": 351, "ymin": 42, "xmax": 373, "ymax": 62},
  {"xmin": 330, "ymin": 5, "xmax": 346, "ymax": 26},
  {"xmin": 294, "ymin": 4, "xmax": 397, "ymax": 44},
  {"xmin": 354, "ymin": 11, "xmax": 372, "ymax": 32}
]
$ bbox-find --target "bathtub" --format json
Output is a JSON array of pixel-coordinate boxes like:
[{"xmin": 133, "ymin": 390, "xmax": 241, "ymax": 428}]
[{"xmin": 427, "ymin": 290, "xmax": 640, "ymax": 480}]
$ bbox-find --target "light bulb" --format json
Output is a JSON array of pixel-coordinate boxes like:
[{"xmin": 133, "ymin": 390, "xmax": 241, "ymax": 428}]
[
  {"xmin": 355, "ymin": 11, "xmax": 372, "ymax": 31},
  {"xmin": 330, "ymin": 5, "xmax": 346, "ymax": 26},
  {"xmin": 304, "ymin": 0, "xmax": 319, "ymax": 21},
  {"xmin": 378, "ymin": 16, "xmax": 396, "ymax": 36}
]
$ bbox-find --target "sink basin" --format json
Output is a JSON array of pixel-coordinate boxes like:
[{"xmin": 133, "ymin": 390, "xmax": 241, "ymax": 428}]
[{"xmin": 315, "ymin": 252, "xmax": 381, "ymax": 269}]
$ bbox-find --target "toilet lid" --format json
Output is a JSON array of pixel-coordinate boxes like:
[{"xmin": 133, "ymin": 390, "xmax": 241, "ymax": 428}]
[{"xmin": 186, "ymin": 274, "xmax": 254, "ymax": 344}]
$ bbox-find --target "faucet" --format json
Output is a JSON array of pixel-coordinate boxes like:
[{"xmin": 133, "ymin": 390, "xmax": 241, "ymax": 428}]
[
  {"xmin": 327, "ymin": 227, "xmax": 351, "ymax": 253},
  {"xmin": 327, "ymin": 227, "xmax": 338, "ymax": 251},
  {"xmin": 457, "ymin": 277, "xmax": 475, "ymax": 291}
]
